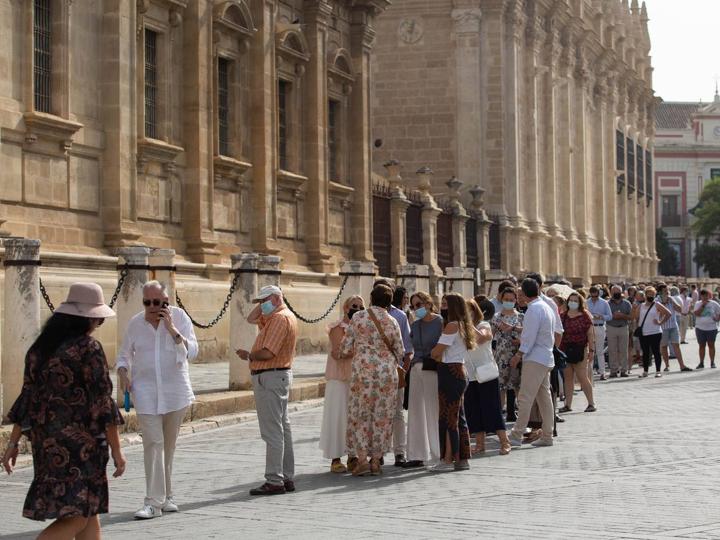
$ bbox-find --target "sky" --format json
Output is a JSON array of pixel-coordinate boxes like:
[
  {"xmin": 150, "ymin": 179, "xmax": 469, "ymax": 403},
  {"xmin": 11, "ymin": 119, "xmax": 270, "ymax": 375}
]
[{"xmin": 643, "ymin": 0, "xmax": 720, "ymax": 103}]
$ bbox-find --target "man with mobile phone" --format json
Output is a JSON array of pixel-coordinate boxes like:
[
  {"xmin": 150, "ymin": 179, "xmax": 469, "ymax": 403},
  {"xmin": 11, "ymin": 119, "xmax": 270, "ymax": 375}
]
[{"xmin": 117, "ymin": 281, "xmax": 198, "ymax": 519}]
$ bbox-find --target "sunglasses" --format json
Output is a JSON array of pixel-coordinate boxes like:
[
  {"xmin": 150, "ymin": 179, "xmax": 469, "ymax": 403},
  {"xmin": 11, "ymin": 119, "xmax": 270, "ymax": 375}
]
[
  {"xmin": 143, "ymin": 299, "xmax": 169, "ymax": 307},
  {"xmin": 350, "ymin": 304, "xmax": 363, "ymax": 310}
]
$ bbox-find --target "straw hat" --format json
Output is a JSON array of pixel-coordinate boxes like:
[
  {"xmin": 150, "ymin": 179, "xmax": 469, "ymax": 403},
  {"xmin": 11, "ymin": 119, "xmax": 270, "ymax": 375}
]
[{"xmin": 54, "ymin": 282, "xmax": 117, "ymax": 319}]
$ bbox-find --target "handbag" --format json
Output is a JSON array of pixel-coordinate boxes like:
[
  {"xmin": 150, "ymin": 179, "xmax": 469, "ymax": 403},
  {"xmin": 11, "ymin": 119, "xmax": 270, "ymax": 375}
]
[
  {"xmin": 473, "ymin": 359, "xmax": 499, "ymax": 384},
  {"xmin": 563, "ymin": 343, "xmax": 585, "ymax": 364},
  {"xmin": 367, "ymin": 307, "xmax": 406, "ymax": 389},
  {"xmin": 634, "ymin": 304, "xmax": 653, "ymax": 339}
]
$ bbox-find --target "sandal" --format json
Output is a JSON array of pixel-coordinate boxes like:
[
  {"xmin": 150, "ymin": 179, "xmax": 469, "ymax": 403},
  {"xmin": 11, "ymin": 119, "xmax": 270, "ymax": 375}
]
[
  {"xmin": 346, "ymin": 457, "xmax": 358, "ymax": 473},
  {"xmin": 330, "ymin": 460, "xmax": 347, "ymax": 473},
  {"xmin": 352, "ymin": 461, "xmax": 371, "ymax": 477},
  {"xmin": 499, "ymin": 443, "xmax": 512, "ymax": 455},
  {"xmin": 558, "ymin": 406, "xmax": 572, "ymax": 413},
  {"xmin": 370, "ymin": 458, "xmax": 382, "ymax": 476}
]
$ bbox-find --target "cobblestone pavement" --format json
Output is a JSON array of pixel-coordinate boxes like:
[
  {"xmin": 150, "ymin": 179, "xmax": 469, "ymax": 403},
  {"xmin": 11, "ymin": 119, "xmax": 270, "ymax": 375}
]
[{"xmin": 2, "ymin": 338, "xmax": 719, "ymax": 540}]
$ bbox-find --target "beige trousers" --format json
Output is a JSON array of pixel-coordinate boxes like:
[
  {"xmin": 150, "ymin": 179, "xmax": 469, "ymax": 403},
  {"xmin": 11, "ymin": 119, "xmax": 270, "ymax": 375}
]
[
  {"xmin": 509, "ymin": 361, "xmax": 554, "ymax": 442},
  {"xmin": 138, "ymin": 407, "xmax": 187, "ymax": 508}
]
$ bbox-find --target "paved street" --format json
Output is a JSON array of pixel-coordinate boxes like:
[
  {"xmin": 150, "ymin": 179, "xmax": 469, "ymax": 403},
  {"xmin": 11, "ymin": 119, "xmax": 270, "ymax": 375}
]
[{"xmin": 2, "ymin": 338, "xmax": 719, "ymax": 540}]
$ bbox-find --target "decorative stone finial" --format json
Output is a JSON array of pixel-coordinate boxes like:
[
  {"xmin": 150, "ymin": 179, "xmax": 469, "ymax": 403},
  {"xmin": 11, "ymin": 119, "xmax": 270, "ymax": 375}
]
[
  {"xmin": 446, "ymin": 176, "xmax": 463, "ymax": 203},
  {"xmin": 383, "ymin": 159, "xmax": 403, "ymax": 191},
  {"xmin": 469, "ymin": 185, "xmax": 489, "ymax": 222},
  {"xmin": 416, "ymin": 166, "xmax": 434, "ymax": 195}
]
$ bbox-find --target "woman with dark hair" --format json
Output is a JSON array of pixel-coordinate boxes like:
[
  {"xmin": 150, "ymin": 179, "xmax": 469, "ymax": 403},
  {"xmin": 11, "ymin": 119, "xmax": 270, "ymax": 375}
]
[
  {"xmin": 558, "ymin": 292, "xmax": 597, "ymax": 413},
  {"xmin": 1, "ymin": 283, "xmax": 125, "ymax": 539},
  {"xmin": 491, "ymin": 288, "xmax": 523, "ymax": 420},
  {"xmin": 392, "ymin": 286, "xmax": 410, "ymax": 320},
  {"xmin": 340, "ymin": 285, "xmax": 404, "ymax": 476},
  {"xmin": 430, "ymin": 292, "xmax": 476, "ymax": 471},
  {"xmin": 464, "ymin": 300, "xmax": 512, "ymax": 456}
]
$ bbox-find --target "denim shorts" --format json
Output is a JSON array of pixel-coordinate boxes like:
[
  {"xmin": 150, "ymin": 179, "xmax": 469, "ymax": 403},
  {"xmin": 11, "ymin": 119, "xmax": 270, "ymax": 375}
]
[
  {"xmin": 661, "ymin": 327, "xmax": 679, "ymax": 347},
  {"xmin": 696, "ymin": 328, "xmax": 718, "ymax": 345}
]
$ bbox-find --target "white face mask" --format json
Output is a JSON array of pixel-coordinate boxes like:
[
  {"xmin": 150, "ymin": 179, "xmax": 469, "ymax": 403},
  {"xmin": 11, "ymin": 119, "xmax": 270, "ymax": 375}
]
[{"xmin": 568, "ymin": 301, "xmax": 580, "ymax": 311}]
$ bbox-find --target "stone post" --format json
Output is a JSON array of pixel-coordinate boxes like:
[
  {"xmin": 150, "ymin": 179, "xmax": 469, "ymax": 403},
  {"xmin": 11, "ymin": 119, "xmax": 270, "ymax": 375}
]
[
  {"xmin": 386, "ymin": 160, "xmax": 410, "ymax": 271},
  {"xmin": 149, "ymin": 248, "xmax": 176, "ymax": 302},
  {"xmin": 416, "ymin": 167, "xmax": 442, "ymax": 293},
  {"xmin": 446, "ymin": 176, "xmax": 469, "ymax": 268},
  {"xmin": 1, "ymin": 238, "xmax": 41, "ymax": 416},
  {"xmin": 395, "ymin": 264, "xmax": 430, "ymax": 298},
  {"xmin": 258, "ymin": 255, "xmax": 282, "ymax": 289},
  {"xmin": 445, "ymin": 267, "xmax": 476, "ymax": 299},
  {"xmin": 339, "ymin": 261, "xmax": 376, "ymax": 317},
  {"xmin": 229, "ymin": 253, "xmax": 260, "ymax": 390},
  {"xmin": 469, "ymin": 185, "xmax": 492, "ymax": 280},
  {"xmin": 115, "ymin": 246, "xmax": 150, "ymax": 396}
]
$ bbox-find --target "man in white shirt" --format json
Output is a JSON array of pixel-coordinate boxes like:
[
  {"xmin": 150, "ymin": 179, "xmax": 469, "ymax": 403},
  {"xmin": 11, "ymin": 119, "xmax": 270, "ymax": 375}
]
[
  {"xmin": 117, "ymin": 281, "xmax": 199, "ymax": 519},
  {"xmin": 508, "ymin": 278, "xmax": 556, "ymax": 448},
  {"xmin": 677, "ymin": 285, "xmax": 692, "ymax": 344},
  {"xmin": 693, "ymin": 288, "xmax": 720, "ymax": 369}
]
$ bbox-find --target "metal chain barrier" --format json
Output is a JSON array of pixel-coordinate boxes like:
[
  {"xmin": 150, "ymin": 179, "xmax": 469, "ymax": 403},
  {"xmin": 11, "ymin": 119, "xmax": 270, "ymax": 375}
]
[
  {"xmin": 39, "ymin": 277, "xmax": 55, "ymax": 312},
  {"xmin": 108, "ymin": 266, "xmax": 129, "ymax": 309},
  {"xmin": 283, "ymin": 275, "xmax": 349, "ymax": 324},
  {"xmin": 175, "ymin": 273, "xmax": 240, "ymax": 329}
]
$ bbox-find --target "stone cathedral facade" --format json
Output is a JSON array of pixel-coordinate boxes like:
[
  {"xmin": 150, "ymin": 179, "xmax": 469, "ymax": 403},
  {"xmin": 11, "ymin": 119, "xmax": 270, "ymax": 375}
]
[{"xmin": 372, "ymin": 0, "xmax": 658, "ymax": 283}]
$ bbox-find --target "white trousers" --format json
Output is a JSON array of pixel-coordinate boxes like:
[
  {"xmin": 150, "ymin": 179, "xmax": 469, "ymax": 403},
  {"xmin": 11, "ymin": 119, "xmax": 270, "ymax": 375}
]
[
  {"xmin": 392, "ymin": 387, "xmax": 407, "ymax": 455},
  {"xmin": 678, "ymin": 314, "xmax": 689, "ymax": 343},
  {"xmin": 592, "ymin": 325, "xmax": 607, "ymax": 375},
  {"xmin": 319, "ymin": 380, "xmax": 349, "ymax": 459},
  {"xmin": 405, "ymin": 363, "xmax": 440, "ymax": 463},
  {"xmin": 138, "ymin": 407, "xmax": 187, "ymax": 508}
]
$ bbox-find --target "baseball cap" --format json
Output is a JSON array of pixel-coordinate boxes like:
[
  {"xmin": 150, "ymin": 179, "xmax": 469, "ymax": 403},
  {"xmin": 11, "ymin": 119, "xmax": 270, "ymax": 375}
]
[{"xmin": 253, "ymin": 285, "xmax": 283, "ymax": 303}]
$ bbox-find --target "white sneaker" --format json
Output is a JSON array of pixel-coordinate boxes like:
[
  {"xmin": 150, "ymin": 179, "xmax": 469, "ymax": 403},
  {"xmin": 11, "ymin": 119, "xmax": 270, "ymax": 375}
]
[
  {"xmin": 531, "ymin": 438, "xmax": 554, "ymax": 447},
  {"xmin": 162, "ymin": 497, "xmax": 179, "ymax": 513},
  {"xmin": 508, "ymin": 433, "xmax": 523, "ymax": 447},
  {"xmin": 134, "ymin": 505, "xmax": 162, "ymax": 520}
]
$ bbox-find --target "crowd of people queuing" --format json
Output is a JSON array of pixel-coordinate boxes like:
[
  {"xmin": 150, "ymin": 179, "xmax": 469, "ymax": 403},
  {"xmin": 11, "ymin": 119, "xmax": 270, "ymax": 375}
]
[{"xmin": 2, "ymin": 273, "xmax": 719, "ymax": 538}]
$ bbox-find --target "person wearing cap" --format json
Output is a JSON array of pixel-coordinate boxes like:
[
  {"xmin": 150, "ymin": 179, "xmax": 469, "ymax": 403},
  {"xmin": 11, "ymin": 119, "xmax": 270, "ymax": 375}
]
[
  {"xmin": 116, "ymin": 280, "xmax": 198, "ymax": 519},
  {"xmin": 2, "ymin": 283, "xmax": 126, "ymax": 538},
  {"xmin": 236, "ymin": 285, "xmax": 298, "ymax": 495}
]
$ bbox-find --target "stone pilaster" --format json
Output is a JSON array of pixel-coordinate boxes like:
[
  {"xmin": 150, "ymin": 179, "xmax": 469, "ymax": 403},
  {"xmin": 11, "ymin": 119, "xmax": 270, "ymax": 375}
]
[
  {"xmin": 416, "ymin": 167, "xmax": 442, "ymax": 279},
  {"xmin": 304, "ymin": 1, "xmax": 335, "ymax": 272},
  {"xmin": 348, "ymin": 7, "xmax": 377, "ymax": 263},
  {"xmin": 396, "ymin": 264, "xmax": 430, "ymax": 297},
  {"xmin": 101, "ymin": 0, "xmax": 141, "ymax": 248},
  {"xmin": 182, "ymin": 1, "xmax": 220, "ymax": 263},
  {"xmin": 446, "ymin": 177, "xmax": 469, "ymax": 268},
  {"xmin": 339, "ymin": 261, "xmax": 377, "ymax": 318},
  {"xmin": 1, "ymin": 239, "xmax": 41, "ymax": 416},
  {"xmin": 258, "ymin": 255, "xmax": 282, "ymax": 290},
  {"xmin": 386, "ymin": 160, "xmax": 410, "ymax": 270},
  {"xmin": 149, "ymin": 248, "xmax": 176, "ymax": 302},
  {"xmin": 229, "ymin": 253, "xmax": 259, "ymax": 390},
  {"xmin": 445, "ymin": 267, "xmax": 476, "ymax": 298},
  {"xmin": 469, "ymin": 186, "xmax": 492, "ymax": 278}
]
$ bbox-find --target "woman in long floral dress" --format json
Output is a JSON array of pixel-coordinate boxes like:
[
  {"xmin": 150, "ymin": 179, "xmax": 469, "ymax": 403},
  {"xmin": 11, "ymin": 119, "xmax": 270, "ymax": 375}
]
[
  {"xmin": 340, "ymin": 285, "xmax": 404, "ymax": 477},
  {"xmin": 491, "ymin": 287, "xmax": 524, "ymax": 420},
  {"xmin": 1, "ymin": 283, "xmax": 126, "ymax": 539}
]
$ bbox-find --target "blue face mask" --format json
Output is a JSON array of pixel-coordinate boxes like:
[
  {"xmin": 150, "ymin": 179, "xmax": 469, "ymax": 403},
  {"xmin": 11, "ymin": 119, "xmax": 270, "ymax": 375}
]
[
  {"xmin": 502, "ymin": 301, "xmax": 515, "ymax": 310},
  {"xmin": 260, "ymin": 299, "xmax": 275, "ymax": 316},
  {"xmin": 415, "ymin": 307, "xmax": 428, "ymax": 320}
]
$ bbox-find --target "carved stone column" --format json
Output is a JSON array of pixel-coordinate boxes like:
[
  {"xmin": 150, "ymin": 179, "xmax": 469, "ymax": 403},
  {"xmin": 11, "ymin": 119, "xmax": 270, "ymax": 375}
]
[
  {"xmin": 446, "ymin": 177, "xmax": 469, "ymax": 268},
  {"xmin": 229, "ymin": 253, "xmax": 259, "ymax": 390},
  {"xmin": 469, "ymin": 185, "xmax": 492, "ymax": 279},
  {"xmin": 385, "ymin": 160, "xmax": 410, "ymax": 271},
  {"xmin": 416, "ymin": 167, "xmax": 442, "ymax": 285}
]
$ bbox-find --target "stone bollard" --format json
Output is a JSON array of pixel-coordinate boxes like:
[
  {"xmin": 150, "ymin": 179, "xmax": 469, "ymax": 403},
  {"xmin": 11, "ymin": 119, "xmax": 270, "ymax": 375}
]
[
  {"xmin": 1, "ymin": 238, "xmax": 41, "ymax": 416},
  {"xmin": 396, "ymin": 264, "xmax": 430, "ymax": 297},
  {"xmin": 114, "ymin": 246, "xmax": 150, "ymax": 397},
  {"xmin": 229, "ymin": 253, "xmax": 260, "ymax": 391},
  {"xmin": 445, "ymin": 267, "xmax": 477, "ymax": 299},
  {"xmin": 338, "ymin": 261, "xmax": 377, "ymax": 316},
  {"xmin": 258, "ymin": 255, "xmax": 282, "ymax": 289},
  {"xmin": 149, "ymin": 248, "xmax": 176, "ymax": 302}
]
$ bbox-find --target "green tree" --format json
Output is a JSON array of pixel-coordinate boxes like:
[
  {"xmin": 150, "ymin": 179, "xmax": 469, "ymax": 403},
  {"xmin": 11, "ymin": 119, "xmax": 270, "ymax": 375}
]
[
  {"xmin": 656, "ymin": 228, "xmax": 679, "ymax": 276},
  {"xmin": 692, "ymin": 178, "xmax": 720, "ymax": 276},
  {"xmin": 694, "ymin": 241, "xmax": 720, "ymax": 278}
]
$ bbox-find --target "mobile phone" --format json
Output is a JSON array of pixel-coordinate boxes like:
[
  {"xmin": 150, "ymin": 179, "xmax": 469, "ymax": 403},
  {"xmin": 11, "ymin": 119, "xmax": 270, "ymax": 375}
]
[{"xmin": 123, "ymin": 390, "xmax": 131, "ymax": 412}]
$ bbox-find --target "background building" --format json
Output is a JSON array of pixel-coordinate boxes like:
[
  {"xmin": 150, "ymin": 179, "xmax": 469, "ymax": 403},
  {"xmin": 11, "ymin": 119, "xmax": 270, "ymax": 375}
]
[
  {"xmin": 654, "ymin": 91, "xmax": 720, "ymax": 277},
  {"xmin": 372, "ymin": 0, "xmax": 658, "ymax": 284}
]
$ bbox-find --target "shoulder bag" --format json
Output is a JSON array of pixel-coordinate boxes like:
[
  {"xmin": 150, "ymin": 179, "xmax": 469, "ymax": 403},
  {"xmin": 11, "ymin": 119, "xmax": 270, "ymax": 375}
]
[
  {"xmin": 634, "ymin": 304, "xmax": 653, "ymax": 339},
  {"xmin": 368, "ymin": 307, "xmax": 406, "ymax": 389}
]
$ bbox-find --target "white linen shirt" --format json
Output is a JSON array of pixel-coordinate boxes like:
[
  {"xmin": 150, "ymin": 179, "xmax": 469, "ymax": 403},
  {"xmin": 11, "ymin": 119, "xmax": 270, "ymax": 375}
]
[
  {"xmin": 519, "ymin": 298, "xmax": 555, "ymax": 368},
  {"xmin": 116, "ymin": 306, "xmax": 198, "ymax": 415}
]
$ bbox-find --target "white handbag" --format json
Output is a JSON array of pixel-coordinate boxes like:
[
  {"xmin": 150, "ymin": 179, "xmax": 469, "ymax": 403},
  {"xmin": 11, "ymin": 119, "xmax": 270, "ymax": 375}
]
[{"xmin": 473, "ymin": 359, "xmax": 499, "ymax": 384}]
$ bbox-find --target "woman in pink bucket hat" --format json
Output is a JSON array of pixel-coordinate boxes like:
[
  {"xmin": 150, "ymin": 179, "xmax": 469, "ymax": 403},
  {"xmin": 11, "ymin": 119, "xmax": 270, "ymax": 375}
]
[{"xmin": 2, "ymin": 282, "xmax": 126, "ymax": 538}]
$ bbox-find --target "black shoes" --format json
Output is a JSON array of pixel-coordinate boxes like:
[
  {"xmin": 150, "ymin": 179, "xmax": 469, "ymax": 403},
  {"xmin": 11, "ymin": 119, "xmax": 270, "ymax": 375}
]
[
  {"xmin": 402, "ymin": 460, "xmax": 424, "ymax": 468},
  {"xmin": 393, "ymin": 454, "xmax": 407, "ymax": 467},
  {"xmin": 250, "ymin": 483, "xmax": 286, "ymax": 496}
]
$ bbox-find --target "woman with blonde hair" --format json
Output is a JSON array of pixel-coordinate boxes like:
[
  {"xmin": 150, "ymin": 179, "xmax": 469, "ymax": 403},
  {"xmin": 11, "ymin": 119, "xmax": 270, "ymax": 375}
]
[
  {"xmin": 430, "ymin": 293, "xmax": 476, "ymax": 471},
  {"xmin": 403, "ymin": 291, "xmax": 444, "ymax": 469},
  {"xmin": 558, "ymin": 292, "xmax": 597, "ymax": 413},
  {"xmin": 464, "ymin": 299, "xmax": 512, "ymax": 455},
  {"xmin": 635, "ymin": 286, "xmax": 671, "ymax": 378},
  {"xmin": 320, "ymin": 294, "xmax": 365, "ymax": 473}
]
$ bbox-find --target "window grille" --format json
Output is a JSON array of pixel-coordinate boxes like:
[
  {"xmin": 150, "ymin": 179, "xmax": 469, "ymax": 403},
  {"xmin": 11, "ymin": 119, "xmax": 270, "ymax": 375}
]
[
  {"xmin": 33, "ymin": 0, "xmax": 52, "ymax": 113},
  {"xmin": 144, "ymin": 29, "xmax": 158, "ymax": 139},
  {"xmin": 218, "ymin": 58, "xmax": 230, "ymax": 156},
  {"xmin": 278, "ymin": 80, "xmax": 289, "ymax": 170},
  {"xmin": 328, "ymin": 100, "xmax": 339, "ymax": 181}
]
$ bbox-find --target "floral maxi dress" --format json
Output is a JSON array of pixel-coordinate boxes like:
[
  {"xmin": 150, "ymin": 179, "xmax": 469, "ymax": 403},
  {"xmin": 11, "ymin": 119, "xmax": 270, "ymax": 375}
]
[
  {"xmin": 491, "ymin": 311, "xmax": 524, "ymax": 392},
  {"xmin": 340, "ymin": 307, "xmax": 404, "ymax": 457},
  {"xmin": 7, "ymin": 335, "xmax": 124, "ymax": 521}
]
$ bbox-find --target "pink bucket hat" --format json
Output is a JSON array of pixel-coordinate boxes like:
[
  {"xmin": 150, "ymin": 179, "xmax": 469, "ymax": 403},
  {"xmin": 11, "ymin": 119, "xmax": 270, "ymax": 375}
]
[{"xmin": 54, "ymin": 282, "xmax": 117, "ymax": 319}]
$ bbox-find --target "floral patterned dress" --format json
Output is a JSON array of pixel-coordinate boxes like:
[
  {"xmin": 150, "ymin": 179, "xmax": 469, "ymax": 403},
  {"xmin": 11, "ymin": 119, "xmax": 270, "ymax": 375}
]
[
  {"xmin": 491, "ymin": 310, "xmax": 524, "ymax": 392},
  {"xmin": 340, "ymin": 307, "xmax": 404, "ymax": 456},
  {"xmin": 7, "ymin": 335, "xmax": 124, "ymax": 521}
]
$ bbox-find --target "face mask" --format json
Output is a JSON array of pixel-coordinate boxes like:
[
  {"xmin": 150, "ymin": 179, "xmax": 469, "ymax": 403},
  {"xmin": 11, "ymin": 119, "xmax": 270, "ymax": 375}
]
[
  {"xmin": 414, "ymin": 307, "xmax": 428, "ymax": 320},
  {"xmin": 568, "ymin": 301, "xmax": 580, "ymax": 311},
  {"xmin": 260, "ymin": 299, "xmax": 275, "ymax": 316},
  {"xmin": 347, "ymin": 308, "xmax": 360, "ymax": 320},
  {"xmin": 440, "ymin": 309, "xmax": 449, "ymax": 321},
  {"xmin": 612, "ymin": 293, "xmax": 622, "ymax": 300},
  {"xmin": 502, "ymin": 301, "xmax": 515, "ymax": 310},
  {"xmin": 646, "ymin": 296, "xmax": 655, "ymax": 303}
]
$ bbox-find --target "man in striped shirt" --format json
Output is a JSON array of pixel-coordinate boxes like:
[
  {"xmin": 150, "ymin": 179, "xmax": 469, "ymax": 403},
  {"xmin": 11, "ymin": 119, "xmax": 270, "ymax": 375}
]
[
  {"xmin": 657, "ymin": 284, "xmax": 692, "ymax": 373},
  {"xmin": 236, "ymin": 285, "xmax": 299, "ymax": 496}
]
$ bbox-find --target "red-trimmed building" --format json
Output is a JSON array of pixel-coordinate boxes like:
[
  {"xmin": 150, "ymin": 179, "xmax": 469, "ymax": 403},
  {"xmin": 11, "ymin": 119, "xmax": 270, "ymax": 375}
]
[{"xmin": 654, "ymin": 92, "xmax": 720, "ymax": 277}]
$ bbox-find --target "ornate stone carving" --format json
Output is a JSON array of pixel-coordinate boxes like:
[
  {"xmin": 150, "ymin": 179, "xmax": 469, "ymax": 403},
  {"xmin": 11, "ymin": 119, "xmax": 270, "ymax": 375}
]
[{"xmin": 452, "ymin": 8, "xmax": 482, "ymax": 34}]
